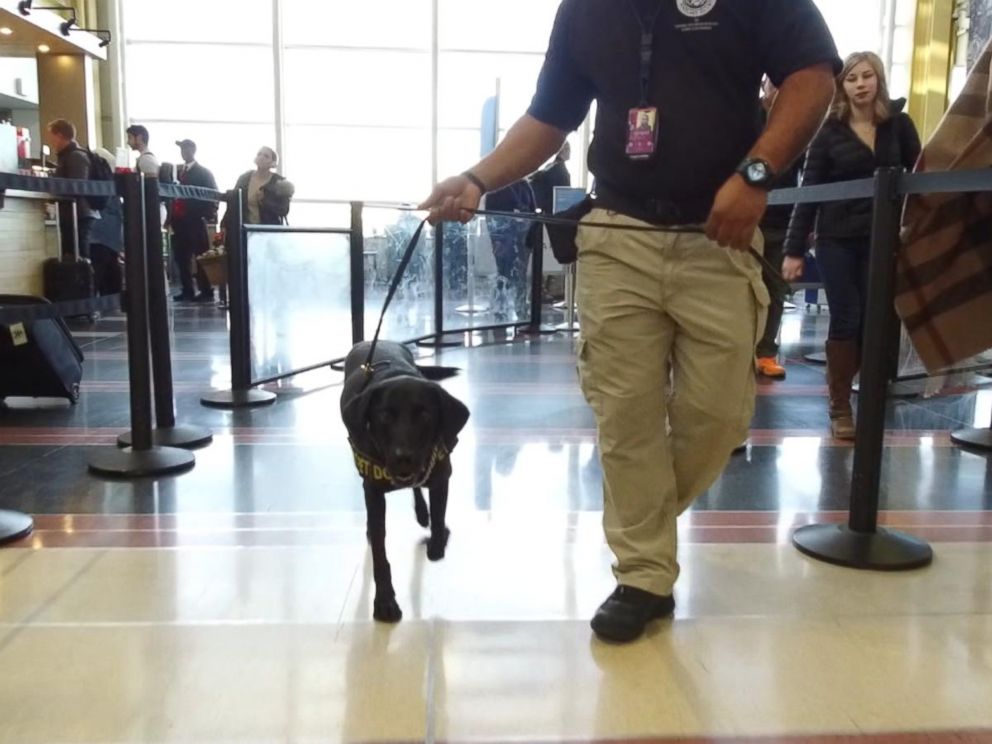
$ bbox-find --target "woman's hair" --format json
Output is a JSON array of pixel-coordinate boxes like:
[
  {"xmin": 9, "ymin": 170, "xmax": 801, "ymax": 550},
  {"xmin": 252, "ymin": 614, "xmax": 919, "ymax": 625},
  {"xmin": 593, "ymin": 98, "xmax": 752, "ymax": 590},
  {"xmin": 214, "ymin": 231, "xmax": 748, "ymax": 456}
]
[
  {"xmin": 831, "ymin": 51, "xmax": 892, "ymax": 124},
  {"xmin": 258, "ymin": 146, "xmax": 279, "ymax": 166}
]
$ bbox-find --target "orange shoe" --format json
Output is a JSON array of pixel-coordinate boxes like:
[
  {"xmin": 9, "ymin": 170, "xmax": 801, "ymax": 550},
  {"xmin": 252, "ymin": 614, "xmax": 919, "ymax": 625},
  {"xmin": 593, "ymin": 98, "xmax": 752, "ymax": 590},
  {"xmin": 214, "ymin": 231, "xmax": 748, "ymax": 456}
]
[{"xmin": 756, "ymin": 356, "xmax": 786, "ymax": 379}]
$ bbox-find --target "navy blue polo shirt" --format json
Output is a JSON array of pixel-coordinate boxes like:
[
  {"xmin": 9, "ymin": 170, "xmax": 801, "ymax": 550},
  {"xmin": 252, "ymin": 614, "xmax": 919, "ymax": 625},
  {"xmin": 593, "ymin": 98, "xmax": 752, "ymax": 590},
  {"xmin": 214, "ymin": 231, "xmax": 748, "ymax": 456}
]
[{"xmin": 528, "ymin": 0, "xmax": 841, "ymax": 220}]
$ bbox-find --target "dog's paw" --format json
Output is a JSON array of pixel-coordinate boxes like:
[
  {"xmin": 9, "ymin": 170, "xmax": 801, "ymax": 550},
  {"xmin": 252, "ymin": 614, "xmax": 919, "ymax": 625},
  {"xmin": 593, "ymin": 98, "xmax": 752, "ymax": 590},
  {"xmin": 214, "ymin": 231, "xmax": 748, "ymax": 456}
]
[
  {"xmin": 426, "ymin": 527, "xmax": 451, "ymax": 562},
  {"xmin": 373, "ymin": 596, "xmax": 403, "ymax": 623}
]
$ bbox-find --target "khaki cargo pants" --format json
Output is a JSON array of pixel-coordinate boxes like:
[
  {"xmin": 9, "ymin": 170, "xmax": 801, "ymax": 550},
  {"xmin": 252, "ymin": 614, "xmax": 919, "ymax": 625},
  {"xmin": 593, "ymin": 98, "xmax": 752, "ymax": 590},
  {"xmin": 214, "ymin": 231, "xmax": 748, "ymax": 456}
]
[{"xmin": 576, "ymin": 209, "xmax": 768, "ymax": 596}]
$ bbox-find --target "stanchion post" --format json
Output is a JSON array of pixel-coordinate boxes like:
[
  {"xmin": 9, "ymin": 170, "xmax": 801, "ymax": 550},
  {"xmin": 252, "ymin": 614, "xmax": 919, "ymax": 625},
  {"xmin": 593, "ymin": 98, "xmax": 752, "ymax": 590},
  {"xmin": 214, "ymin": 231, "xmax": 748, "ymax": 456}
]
[
  {"xmin": 350, "ymin": 201, "xmax": 365, "ymax": 346},
  {"xmin": 119, "ymin": 178, "xmax": 212, "ymax": 448},
  {"xmin": 89, "ymin": 173, "xmax": 195, "ymax": 477},
  {"xmin": 200, "ymin": 189, "xmax": 275, "ymax": 409},
  {"xmin": 792, "ymin": 167, "xmax": 932, "ymax": 570}
]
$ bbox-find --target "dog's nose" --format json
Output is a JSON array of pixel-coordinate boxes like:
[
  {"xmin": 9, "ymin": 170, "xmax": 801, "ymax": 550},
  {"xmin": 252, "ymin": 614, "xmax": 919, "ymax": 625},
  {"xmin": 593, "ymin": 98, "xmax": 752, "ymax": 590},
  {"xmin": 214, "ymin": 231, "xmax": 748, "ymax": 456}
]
[{"xmin": 393, "ymin": 451, "xmax": 415, "ymax": 474}]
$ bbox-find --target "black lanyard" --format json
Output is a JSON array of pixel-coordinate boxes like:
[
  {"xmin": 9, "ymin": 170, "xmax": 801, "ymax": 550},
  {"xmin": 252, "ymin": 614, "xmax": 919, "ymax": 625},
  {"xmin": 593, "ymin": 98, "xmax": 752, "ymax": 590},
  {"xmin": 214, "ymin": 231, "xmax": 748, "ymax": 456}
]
[{"xmin": 627, "ymin": 0, "xmax": 665, "ymax": 106}]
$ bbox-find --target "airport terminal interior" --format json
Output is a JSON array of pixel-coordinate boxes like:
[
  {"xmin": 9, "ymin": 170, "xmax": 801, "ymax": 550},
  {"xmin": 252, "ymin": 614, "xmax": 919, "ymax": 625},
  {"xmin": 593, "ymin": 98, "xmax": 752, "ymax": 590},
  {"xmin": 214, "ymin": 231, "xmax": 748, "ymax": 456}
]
[{"xmin": 1, "ymin": 1, "xmax": 991, "ymax": 742}]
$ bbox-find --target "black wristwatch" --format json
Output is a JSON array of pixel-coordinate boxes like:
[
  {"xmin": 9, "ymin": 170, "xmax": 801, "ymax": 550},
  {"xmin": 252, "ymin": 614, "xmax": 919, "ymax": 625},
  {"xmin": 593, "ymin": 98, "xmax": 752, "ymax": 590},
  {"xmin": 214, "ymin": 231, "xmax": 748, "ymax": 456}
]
[{"xmin": 736, "ymin": 157, "xmax": 776, "ymax": 190}]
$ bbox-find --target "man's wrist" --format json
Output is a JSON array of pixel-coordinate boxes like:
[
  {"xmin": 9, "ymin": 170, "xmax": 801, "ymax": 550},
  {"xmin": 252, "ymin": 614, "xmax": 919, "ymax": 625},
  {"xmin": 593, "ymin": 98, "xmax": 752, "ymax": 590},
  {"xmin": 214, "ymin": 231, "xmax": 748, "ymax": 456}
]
[{"xmin": 462, "ymin": 170, "xmax": 489, "ymax": 195}]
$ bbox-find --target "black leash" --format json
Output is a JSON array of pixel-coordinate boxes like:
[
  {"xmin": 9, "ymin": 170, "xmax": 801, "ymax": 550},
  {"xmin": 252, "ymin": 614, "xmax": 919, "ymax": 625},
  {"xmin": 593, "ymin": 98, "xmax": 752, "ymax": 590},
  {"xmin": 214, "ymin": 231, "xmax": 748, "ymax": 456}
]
[{"xmin": 362, "ymin": 207, "xmax": 791, "ymax": 372}]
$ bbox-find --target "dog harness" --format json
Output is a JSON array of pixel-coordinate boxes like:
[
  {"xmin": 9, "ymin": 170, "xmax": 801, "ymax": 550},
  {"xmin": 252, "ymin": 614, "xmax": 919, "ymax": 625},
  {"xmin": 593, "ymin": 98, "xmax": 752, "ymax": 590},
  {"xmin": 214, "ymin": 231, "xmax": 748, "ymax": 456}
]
[{"xmin": 349, "ymin": 439, "xmax": 450, "ymax": 489}]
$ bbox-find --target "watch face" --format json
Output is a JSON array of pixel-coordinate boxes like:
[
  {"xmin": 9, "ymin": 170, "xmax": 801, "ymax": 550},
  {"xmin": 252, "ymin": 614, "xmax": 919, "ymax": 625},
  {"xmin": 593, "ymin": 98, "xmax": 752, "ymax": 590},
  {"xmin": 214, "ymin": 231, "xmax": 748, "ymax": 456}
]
[{"xmin": 746, "ymin": 162, "xmax": 769, "ymax": 182}]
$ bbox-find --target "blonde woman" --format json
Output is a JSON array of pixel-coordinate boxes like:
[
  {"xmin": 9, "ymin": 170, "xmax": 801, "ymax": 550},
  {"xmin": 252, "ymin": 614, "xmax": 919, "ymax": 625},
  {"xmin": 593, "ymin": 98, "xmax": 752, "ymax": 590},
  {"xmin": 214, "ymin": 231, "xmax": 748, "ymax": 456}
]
[{"xmin": 782, "ymin": 52, "xmax": 921, "ymax": 439}]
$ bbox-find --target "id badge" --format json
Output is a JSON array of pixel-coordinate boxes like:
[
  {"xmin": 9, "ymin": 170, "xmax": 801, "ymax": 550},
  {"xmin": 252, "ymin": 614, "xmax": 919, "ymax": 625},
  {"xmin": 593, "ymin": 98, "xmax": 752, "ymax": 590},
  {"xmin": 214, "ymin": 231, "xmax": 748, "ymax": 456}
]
[{"xmin": 626, "ymin": 107, "xmax": 659, "ymax": 160}]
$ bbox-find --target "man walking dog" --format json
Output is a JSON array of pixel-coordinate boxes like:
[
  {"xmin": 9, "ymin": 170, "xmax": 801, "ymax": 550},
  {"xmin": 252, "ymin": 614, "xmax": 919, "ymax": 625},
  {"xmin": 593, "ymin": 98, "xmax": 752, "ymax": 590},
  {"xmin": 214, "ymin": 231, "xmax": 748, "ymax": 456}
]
[{"xmin": 421, "ymin": 0, "xmax": 840, "ymax": 643}]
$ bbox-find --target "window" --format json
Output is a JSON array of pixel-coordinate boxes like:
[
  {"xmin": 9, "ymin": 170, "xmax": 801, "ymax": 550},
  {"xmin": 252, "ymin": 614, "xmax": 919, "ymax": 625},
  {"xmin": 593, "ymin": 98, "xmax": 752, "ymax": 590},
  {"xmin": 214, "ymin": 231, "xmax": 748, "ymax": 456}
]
[
  {"xmin": 123, "ymin": 0, "xmax": 272, "ymax": 43},
  {"xmin": 121, "ymin": 0, "xmax": 916, "ymax": 208}
]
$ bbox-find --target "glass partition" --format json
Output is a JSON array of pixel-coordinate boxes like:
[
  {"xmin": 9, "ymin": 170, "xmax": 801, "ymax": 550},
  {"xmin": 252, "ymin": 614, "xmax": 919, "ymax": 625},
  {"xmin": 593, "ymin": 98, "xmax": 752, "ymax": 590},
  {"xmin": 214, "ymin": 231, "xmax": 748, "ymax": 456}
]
[
  {"xmin": 442, "ymin": 213, "xmax": 535, "ymax": 332},
  {"xmin": 362, "ymin": 207, "xmax": 437, "ymax": 342},
  {"xmin": 246, "ymin": 229, "xmax": 352, "ymax": 383}
]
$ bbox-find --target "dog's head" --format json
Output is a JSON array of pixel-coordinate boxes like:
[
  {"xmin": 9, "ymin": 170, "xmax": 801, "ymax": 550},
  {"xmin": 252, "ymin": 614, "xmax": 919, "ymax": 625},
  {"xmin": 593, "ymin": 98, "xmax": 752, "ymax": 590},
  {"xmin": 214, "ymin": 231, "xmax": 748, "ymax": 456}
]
[{"xmin": 342, "ymin": 376, "xmax": 469, "ymax": 486}]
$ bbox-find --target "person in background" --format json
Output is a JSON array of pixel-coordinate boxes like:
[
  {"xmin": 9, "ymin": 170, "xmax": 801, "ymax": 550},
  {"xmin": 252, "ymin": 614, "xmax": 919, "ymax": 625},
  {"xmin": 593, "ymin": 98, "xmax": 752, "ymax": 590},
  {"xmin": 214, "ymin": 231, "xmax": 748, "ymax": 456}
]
[
  {"xmin": 755, "ymin": 77, "xmax": 803, "ymax": 380},
  {"xmin": 783, "ymin": 52, "xmax": 921, "ymax": 439},
  {"xmin": 46, "ymin": 118, "xmax": 96, "ymax": 260},
  {"xmin": 484, "ymin": 179, "xmax": 537, "ymax": 320},
  {"xmin": 87, "ymin": 148, "xmax": 124, "ymax": 296},
  {"xmin": 170, "ymin": 139, "xmax": 219, "ymax": 302},
  {"xmin": 529, "ymin": 141, "xmax": 572, "ymax": 215},
  {"xmin": 126, "ymin": 124, "xmax": 159, "ymax": 178},
  {"xmin": 219, "ymin": 147, "xmax": 294, "ymax": 248}
]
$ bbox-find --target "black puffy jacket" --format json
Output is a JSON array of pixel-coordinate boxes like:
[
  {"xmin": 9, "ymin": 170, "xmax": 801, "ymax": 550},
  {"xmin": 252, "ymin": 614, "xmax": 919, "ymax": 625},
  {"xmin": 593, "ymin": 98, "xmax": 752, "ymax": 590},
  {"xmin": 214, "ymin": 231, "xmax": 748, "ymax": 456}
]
[{"xmin": 784, "ymin": 100, "xmax": 921, "ymax": 257}]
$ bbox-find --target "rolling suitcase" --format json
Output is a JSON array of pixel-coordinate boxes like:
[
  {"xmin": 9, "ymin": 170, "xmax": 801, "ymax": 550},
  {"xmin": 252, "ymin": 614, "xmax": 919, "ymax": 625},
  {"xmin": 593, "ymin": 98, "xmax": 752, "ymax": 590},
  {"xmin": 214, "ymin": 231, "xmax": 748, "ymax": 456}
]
[
  {"xmin": 44, "ymin": 200, "xmax": 97, "ymax": 318},
  {"xmin": 0, "ymin": 295, "xmax": 84, "ymax": 404}
]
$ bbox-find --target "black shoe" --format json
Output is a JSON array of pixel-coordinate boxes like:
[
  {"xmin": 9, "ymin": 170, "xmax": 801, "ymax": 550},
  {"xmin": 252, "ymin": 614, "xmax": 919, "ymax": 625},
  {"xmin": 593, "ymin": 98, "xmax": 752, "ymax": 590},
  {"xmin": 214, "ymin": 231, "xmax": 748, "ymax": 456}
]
[
  {"xmin": 591, "ymin": 585, "xmax": 675, "ymax": 643},
  {"xmin": 173, "ymin": 292, "xmax": 194, "ymax": 302},
  {"xmin": 193, "ymin": 291, "xmax": 215, "ymax": 303}
]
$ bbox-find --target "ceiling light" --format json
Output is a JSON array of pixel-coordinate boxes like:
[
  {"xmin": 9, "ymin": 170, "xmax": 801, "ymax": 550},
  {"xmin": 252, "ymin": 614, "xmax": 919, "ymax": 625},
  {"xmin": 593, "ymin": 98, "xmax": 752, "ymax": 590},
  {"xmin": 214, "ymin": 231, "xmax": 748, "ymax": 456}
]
[
  {"xmin": 37, "ymin": 44, "xmax": 50, "ymax": 53},
  {"xmin": 0, "ymin": 27, "xmax": 13, "ymax": 36}
]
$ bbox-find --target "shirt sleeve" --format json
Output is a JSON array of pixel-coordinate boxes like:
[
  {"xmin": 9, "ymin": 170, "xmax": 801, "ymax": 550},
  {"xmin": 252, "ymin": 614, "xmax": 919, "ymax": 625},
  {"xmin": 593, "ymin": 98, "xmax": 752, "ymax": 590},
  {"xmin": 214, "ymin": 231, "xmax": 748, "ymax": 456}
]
[
  {"xmin": 526, "ymin": 0, "xmax": 595, "ymax": 133},
  {"xmin": 759, "ymin": 0, "xmax": 843, "ymax": 87},
  {"xmin": 137, "ymin": 152, "xmax": 160, "ymax": 177}
]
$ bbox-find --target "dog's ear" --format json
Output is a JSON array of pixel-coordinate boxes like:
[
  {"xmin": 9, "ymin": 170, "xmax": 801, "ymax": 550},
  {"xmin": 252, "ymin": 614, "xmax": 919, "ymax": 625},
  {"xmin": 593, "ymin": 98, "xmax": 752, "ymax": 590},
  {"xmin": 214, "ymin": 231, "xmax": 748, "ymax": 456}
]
[
  {"xmin": 433, "ymin": 383, "xmax": 469, "ymax": 450},
  {"xmin": 341, "ymin": 385, "xmax": 378, "ymax": 438}
]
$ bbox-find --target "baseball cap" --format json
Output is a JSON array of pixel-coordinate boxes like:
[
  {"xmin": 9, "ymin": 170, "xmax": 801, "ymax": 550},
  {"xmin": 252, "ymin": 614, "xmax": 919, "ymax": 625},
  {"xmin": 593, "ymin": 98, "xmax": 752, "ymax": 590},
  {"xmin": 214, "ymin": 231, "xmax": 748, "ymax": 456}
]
[{"xmin": 175, "ymin": 139, "xmax": 197, "ymax": 151}]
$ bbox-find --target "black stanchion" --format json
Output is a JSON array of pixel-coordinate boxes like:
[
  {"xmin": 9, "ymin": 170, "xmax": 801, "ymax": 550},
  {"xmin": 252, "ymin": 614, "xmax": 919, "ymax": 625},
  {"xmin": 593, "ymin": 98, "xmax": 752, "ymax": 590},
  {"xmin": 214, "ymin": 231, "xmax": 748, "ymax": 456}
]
[
  {"xmin": 951, "ymin": 407, "xmax": 992, "ymax": 452},
  {"xmin": 89, "ymin": 174, "xmax": 195, "ymax": 477},
  {"xmin": 118, "ymin": 177, "xmax": 212, "ymax": 449},
  {"xmin": 519, "ymin": 225, "xmax": 558, "ymax": 337},
  {"xmin": 0, "ymin": 511, "xmax": 33, "ymax": 545},
  {"xmin": 793, "ymin": 168, "xmax": 933, "ymax": 570},
  {"xmin": 349, "ymin": 201, "xmax": 366, "ymax": 347},
  {"xmin": 201, "ymin": 189, "xmax": 276, "ymax": 409},
  {"xmin": 418, "ymin": 223, "xmax": 461, "ymax": 349}
]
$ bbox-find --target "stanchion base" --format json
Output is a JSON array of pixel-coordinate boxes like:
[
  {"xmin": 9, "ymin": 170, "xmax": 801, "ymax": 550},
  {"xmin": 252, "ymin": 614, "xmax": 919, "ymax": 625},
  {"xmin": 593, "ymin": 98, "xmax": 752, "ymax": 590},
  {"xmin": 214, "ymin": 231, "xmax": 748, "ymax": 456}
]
[
  {"xmin": 804, "ymin": 351, "xmax": 827, "ymax": 364},
  {"xmin": 0, "ymin": 510, "xmax": 33, "ymax": 546},
  {"xmin": 517, "ymin": 324, "xmax": 559, "ymax": 337},
  {"xmin": 88, "ymin": 446, "xmax": 195, "ymax": 478},
  {"xmin": 950, "ymin": 427, "xmax": 992, "ymax": 452},
  {"xmin": 852, "ymin": 379, "xmax": 921, "ymax": 399},
  {"xmin": 793, "ymin": 523, "xmax": 933, "ymax": 571},
  {"xmin": 200, "ymin": 389, "xmax": 277, "ymax": 409},
  {"xmin": 416, "ymin": 334, "xmax": 463, "ymax": 348},
  {"xmin": 117, "ymin": 424, "xmax": 214, "ymax": 450}
]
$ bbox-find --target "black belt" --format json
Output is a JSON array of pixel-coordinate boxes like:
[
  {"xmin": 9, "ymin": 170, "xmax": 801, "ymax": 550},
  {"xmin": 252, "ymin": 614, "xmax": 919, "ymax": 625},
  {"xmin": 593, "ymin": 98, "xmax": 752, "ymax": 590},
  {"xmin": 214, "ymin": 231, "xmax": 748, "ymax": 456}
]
[{"xmin": 594, "ymin": 185, "xmax": 711, "ymax": 226}]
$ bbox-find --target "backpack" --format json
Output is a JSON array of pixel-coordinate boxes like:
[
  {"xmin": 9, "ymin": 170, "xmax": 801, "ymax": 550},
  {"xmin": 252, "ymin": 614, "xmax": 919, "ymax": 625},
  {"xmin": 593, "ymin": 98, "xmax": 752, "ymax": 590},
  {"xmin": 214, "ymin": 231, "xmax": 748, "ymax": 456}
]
[{"xmin": 83, "ymin": 147, "xmax": 114, "ymax": 211}]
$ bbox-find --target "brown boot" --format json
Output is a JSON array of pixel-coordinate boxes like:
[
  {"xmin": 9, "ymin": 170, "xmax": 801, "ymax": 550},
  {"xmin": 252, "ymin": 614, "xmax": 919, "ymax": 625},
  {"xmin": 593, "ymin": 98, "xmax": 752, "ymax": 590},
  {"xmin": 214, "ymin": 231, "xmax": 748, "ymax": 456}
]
[{"xmin": 825, "ymin": 339, "xmax": 859, "ymax": 440}]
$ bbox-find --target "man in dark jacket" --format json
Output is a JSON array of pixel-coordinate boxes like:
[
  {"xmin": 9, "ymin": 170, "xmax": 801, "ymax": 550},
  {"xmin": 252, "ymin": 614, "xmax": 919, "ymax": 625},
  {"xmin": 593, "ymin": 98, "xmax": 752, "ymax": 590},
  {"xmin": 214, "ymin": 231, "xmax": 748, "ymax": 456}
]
[
  {"xmin": 529, "ymin": 141, "xmax": 572, "ymax": 215},
  {"xmin": 170, "ymin": 139, "xmax": 218, "ymax": 302},
  {"xmin": 484, "ymin": 179, "xmax": 537, "ymax": 319},
  {"xmin": 47, "ymin": 119, "xmax": 97, "ymax": 260},
  {"xmin": 756, "ymin": 78, "xmax": 802, "ymax": 379}
]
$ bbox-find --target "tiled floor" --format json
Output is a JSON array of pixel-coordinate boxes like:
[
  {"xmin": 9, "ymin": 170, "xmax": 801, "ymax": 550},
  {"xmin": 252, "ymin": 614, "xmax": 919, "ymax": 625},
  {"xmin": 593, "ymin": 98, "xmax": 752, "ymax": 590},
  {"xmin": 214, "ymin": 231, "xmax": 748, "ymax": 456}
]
[{"xmin": 1, "ymin": 299, "xmax": 991, "ymax": 744}]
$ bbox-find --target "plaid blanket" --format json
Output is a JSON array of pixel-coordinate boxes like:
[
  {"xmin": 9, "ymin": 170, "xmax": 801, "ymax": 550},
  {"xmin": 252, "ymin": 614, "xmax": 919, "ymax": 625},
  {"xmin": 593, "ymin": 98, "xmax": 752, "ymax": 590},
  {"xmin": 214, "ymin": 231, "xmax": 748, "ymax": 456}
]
[{"xmin": 897, "ymin": 38, "xmax": 992, "ymax": 373}]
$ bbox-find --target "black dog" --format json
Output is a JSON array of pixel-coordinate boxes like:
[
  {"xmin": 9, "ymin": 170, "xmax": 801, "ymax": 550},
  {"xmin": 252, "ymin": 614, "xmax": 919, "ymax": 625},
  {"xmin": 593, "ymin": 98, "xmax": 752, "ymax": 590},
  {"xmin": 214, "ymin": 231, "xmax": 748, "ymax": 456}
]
[{"xmin": 341, "ymin": 340, "xmax": 470, "ymax": 622}]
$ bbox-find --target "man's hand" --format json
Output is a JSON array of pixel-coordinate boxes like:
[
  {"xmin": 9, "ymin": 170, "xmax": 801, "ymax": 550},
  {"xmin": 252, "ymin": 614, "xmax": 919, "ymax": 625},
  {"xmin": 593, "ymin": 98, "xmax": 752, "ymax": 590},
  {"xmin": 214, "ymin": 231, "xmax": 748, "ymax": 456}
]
[
  {"xmin": 782, "ymin": 256, "xmax": 804, "ymax": 282},
  {"xmin": 419, "ymin": 175, "xmax": 483, "ymax": 225},
  {"xmin": 704, "ymin": 174, "xmax": 768, "ymax": 251}
]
